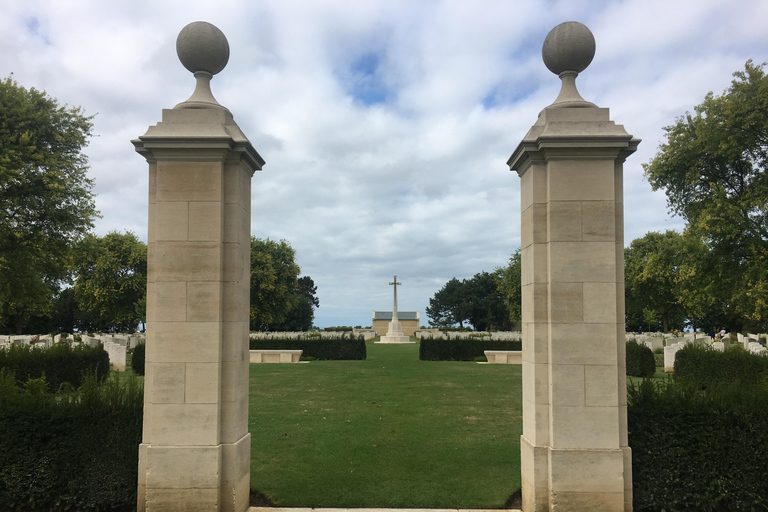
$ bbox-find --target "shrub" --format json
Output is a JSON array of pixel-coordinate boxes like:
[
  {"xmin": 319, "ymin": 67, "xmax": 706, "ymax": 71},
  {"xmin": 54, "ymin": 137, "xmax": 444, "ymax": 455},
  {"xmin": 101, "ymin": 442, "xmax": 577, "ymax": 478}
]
[
  {"xmin": 674, "ymin": 344, "xmax": 768, "ymax": 387},
  {"xmin": 625, "ymin": 341, "xmax": 656, "ymax": 378},
  {"xmin": 132, "ymin": 342, "xmax": 146, "ymax": 376},
  {"xmin": 323, "ymin": 326, "xmax": 353, "ymax": 332},
  {"xmin": 249, "ymin": 334, "xmax": 366, "ymax": 360},
  {"xmin": 0, "ymin": 343, "xmax": 109, "ymax": 390},
  {"xmin": 628, "ymin": 378, "xmax": 768, "ymax": 511},
  {"xmin": 653, "ymin": 353, "xmax": 664, "ymax": 367},
  {"xmin": 419, "ymin": 337, "xmax": 521, "ymax": 361},
  {"xmin": 0, "ymin": 370, "xmax": 143, "ymax": 511}
]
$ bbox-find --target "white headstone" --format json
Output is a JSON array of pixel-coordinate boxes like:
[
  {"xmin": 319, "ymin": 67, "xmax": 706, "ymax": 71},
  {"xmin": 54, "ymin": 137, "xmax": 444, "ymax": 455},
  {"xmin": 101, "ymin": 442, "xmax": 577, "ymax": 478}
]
[
  {"xmin": 664, "ymin": 343, "xmax": 684, "ymax": 372},
  {"xmin": 103, "ymin": 341, "xmax": 127, "ymax": 372}
]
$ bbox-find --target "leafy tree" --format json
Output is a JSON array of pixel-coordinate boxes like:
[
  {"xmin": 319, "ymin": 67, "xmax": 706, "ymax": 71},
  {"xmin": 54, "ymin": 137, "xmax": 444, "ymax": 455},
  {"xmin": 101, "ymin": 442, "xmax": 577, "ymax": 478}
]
[
  {"xmin": 624, "ymin": 230, "xmax": 748, "ymax": 333},
  {"xmin": 624, "ymin": 231, "xmax": 689, "ymax": 332},
  {"xmin": 70, "ymin": 232, "xmax": 147, "ymax": 332},
  {"xmin": 272, "ymin": 276, "xmax": 320, "ymax": 331},
  {"xmin": 644, "ymin": 61, "xmax": 768, "ymax": 329},
  {"xmin": 0, "ymin": 78, "xmax": 98, "ymax": 333},
  {"xmin": 426, "ymin": 272, "xmax": 512, "ymax": 331},
  {"xmin": 250, "ymin": 238, "xmax": 301, "ymax": 331},
  {"xmin": 462, "ymin": 271, "xmax": 512, "ymax": 331},
  {"xmin": 426, "ymin": 278, "xmax": 466, "ymax": 327},
  {"xmin": 0, "ymin": 249, "xmax": 56, "ymax": 334},
  {"xmin": 496, "ymin": 250, "xmax": 522, "ymax": 327}
]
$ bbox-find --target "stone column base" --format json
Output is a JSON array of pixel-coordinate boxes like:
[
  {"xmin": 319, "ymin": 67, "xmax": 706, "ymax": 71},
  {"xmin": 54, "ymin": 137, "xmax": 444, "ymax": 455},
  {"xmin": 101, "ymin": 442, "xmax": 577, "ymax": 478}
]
[
  {"xmin": 521, "ymin": 436, "xmax": 630, "ymax": 511},
  {"xmin": 376, "ymin": 335, "xmax": 414, "ymax": 344},
  {"xmin": 137, "ymin": 433, "xmax": 251, "ymax": 512},
  {"xmin": 521, "ymin": 435, "xmax": 549, "ymax": 512}
]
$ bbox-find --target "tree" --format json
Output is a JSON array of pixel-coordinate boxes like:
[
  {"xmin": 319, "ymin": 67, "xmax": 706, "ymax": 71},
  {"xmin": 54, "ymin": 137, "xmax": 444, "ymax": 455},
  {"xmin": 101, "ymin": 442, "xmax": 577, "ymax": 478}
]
[
  {"xmin": 250, "ymin": 238, "xmax": 301, "ymax": 331},
  {"xmin": 0, "ymin": 77, "xmax": 98, "ymax": 333},
  {"xmin": 624, "ymin": 231, "xmax": 690, "ymax": 332},
  {"xmin": 426, "ymin": 272, "xmax": 512, "ymax": 331},
  {"xmin": 272, "ymin": 276, "xmax": 320, "ymax": 331},
  {"xmin": 463, "ymin": 271, "xmax": 512, "ymax": 331},
  {"xmin": 426, "ymin": 278, "xmax": 466, "ymax": 327},
  {"xmin": 496, "ymin": 250, "xmax": 522, "ymax": 328},
  {"xmin": 70, "ymin": 232, "xmax": 147, "ymax": 332},
  {"xmin": 644, "ymin": 61, "xmax": 768, "ymax": 329},
  {"xmin": 624, "ymin": 230, "xmax": 749, "ymax": 333}
]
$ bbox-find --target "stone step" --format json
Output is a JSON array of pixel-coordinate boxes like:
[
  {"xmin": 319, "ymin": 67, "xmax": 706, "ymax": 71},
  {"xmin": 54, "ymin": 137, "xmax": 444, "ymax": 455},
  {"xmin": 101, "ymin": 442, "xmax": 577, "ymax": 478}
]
[{"xmin": 249, "ymin": 508, "xmax": 521, "ymax": 512}]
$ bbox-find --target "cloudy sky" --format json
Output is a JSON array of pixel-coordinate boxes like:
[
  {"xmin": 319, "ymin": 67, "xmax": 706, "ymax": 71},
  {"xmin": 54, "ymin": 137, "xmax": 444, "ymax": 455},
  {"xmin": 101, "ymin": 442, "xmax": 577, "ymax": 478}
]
[{"xmin": 2, "ymin": 0, "xmax": 767, "ymax": 328}]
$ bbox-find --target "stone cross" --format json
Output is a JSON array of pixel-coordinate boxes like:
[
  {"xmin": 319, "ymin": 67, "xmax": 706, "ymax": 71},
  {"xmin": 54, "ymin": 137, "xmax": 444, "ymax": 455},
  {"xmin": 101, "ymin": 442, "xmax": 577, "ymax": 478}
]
[
  {"xmin": 377, "ymin": 275, "xmax": 412, "ymax": 344},
  {"xmin": 389, "ymin": 275, "xmax": 401, "ymax": 322}
]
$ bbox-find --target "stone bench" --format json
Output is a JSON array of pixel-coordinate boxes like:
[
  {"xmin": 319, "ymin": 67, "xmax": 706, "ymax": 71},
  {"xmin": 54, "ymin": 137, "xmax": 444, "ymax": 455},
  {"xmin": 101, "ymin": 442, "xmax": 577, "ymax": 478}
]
[
  {"xmin": 484, "ymin": 350, "xmax": 522, "ymax": 364},
  {"xmin": 249, "ymin": 349, "xmax": 303, "ymax": 363}
]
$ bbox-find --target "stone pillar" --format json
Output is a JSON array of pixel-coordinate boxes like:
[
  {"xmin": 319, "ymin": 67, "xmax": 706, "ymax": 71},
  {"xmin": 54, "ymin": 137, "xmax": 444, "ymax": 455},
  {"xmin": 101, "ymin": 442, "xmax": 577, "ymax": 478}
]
[
  {"xmin": 133, "ymin": 22, "xmax": 264, "ymax": 512},
  {"xmin": 507, "ymin": 23, "xmax": 639, "ymax": 512}
]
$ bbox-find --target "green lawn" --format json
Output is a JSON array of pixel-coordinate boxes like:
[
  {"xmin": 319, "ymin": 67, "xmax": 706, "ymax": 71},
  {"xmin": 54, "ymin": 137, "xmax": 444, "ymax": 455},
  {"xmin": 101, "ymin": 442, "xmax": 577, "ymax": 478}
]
[
  {"xmin": 248, "ymin": 340, "xmax": 523, "ymax": 508},
  {"xmin": 115, "ymin": 341, "xmax": 661, "ymax": 507}
]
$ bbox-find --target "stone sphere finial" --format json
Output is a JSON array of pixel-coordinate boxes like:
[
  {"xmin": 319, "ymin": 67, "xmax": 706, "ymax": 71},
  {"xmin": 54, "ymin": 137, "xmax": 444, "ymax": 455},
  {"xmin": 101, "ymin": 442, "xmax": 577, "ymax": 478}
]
[
  {"xmin": 176, "ymin": 21, "xmax": 230, "ymax": 75},
  {"xmin": 174, "ymin": 22, "xmax": 230, "ymax": 111},
  {"xmin": 541, "ymin": 22, "xmax": 597, "ymax": 109},
  {"xmin": 542, "ymin": 22, "xmax": 595, "ymax": 75}
]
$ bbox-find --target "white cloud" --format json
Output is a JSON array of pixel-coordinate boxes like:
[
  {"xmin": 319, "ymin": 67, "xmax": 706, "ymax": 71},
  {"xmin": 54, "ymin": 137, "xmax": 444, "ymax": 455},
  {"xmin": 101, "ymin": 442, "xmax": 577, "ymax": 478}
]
[{"xmin": 1, "ymin": 0, "xmax": 766, "ymax": 327}]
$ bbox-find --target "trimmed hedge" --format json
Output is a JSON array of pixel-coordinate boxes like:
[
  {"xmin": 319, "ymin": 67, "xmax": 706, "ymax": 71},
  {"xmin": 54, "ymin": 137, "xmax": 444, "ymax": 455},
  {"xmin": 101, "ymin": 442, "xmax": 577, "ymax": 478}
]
[
  {"xmin": 419, "ymin": 337, "xmax": 521, "ymax": 361},
  {"xmin": 626, "ymin": 341, "xmax": 656, "ymax": 378},
  {"xmin": 0, "ymin": 370, "xmax": 143, "ymax": 511},
  {"xmin": 132, "ymin": 342, "xmax": 146, "ymax": 376},
  {"xmin": 628, "ymin": 378, "xmax": 768, "ymax": 511},
  {"xmin": 249, "ymin": 335, "xmax": 366, "ymax": 360},
  {"xmin": 674, "ymin": 344, "xmax": 768, "ymax": 386},
  {"xmin": 0, "ymin": 343, "xmax": 110, "ymax": 390}
]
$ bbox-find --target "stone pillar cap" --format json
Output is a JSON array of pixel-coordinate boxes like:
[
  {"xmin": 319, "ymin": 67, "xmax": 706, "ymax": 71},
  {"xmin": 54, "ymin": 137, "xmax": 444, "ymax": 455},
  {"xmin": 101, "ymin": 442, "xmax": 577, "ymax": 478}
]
[
  {"xmin": 174, "ymin": 21, "xmax": 231, "ymax": 111},
  {"xmin": 542, "ymin": 21, "xmax": 597, "ymax": 109}
]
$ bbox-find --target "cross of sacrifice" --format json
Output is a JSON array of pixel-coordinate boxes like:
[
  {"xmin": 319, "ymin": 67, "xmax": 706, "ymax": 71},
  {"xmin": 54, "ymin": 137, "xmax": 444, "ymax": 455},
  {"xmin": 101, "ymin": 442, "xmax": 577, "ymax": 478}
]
[{"xmin": 389, "ymin": 276, "xmax": 401, "ymax": 322}]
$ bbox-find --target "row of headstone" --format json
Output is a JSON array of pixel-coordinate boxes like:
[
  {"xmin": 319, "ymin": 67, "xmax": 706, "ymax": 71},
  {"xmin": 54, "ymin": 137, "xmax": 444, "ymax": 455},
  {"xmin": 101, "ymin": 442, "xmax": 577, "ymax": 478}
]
[
  {"xmin": 250, "ymin": 331, "xmax": 359, "ymax": 340},
  {"xmin": 629, "ymin": 332, "xmax": 700, "ymax": 348},
  {"xmin": 659, "ymin": 333, "xmax": 767, "ymax": 371},
  {"xmin": 0, "ymin": 332, "xmax": 144, "ymax": 345},
  {"xmin": 0, "ymin": 332, "xmax": 145, "ymax": 372},
  {"xmin": 0, "ymin": 334, "xmax": 48, "ymax": 347},
  {"xmin": 413, "ymin": 330, "xmax": 522, "ymax": 340},
  {"xmin": 629, "ymin": 331, "xmax": 767, "ymax": 342},
  {"xmin": 249, "ymin": 329, "xmax": 524, "ymax": 341},
  {"xmin": 353, "ymin": 329, "xmax": 377, "ymax": 340}
]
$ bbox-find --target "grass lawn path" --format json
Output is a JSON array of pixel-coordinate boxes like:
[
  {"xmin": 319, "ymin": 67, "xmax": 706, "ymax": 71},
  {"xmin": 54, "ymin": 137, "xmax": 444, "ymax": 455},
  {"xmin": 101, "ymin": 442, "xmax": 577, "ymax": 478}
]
[{"xmin": 249, "ymin": 340, "xmax": 523, "ymax": 508}]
